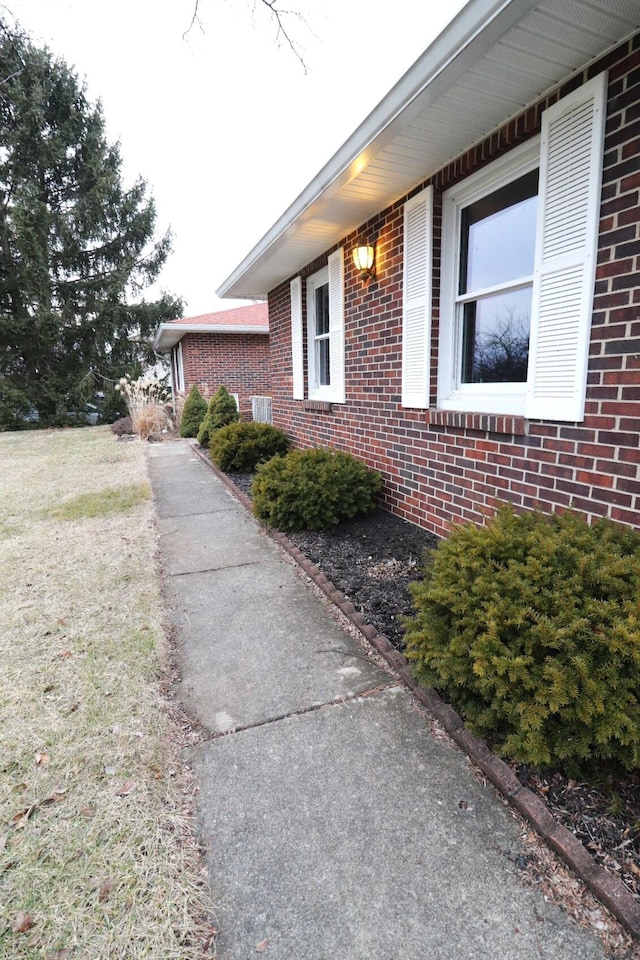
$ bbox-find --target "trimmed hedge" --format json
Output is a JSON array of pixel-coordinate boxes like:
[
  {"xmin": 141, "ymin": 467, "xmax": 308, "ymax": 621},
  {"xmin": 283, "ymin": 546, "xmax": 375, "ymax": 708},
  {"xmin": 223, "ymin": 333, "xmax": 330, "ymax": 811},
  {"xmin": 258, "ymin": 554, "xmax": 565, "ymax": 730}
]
[
  {"xmin": 209, "ymin": 421, "xmax": 290, "ymax": 472},
  {"xmin": 250, "ymin": 447, "xmax": 381, "ymax": 532},
  {"xmin": 403, "ymin": 505, "xmax": 640, "ymax": 773}
]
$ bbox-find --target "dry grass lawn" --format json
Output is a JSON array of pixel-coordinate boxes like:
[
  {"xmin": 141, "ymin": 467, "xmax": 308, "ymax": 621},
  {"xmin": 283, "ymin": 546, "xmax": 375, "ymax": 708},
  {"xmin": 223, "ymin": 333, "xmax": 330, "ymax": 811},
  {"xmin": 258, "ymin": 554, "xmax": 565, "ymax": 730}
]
[{"xmin": 0, "ymin": 428, "xmax": 214, "ymax": 958}]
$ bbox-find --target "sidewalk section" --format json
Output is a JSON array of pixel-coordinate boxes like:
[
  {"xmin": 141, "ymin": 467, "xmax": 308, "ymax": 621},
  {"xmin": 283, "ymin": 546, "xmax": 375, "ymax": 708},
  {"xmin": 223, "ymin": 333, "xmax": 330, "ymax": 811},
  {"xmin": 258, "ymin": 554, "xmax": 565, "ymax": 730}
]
[{"xmin": 147, "ymin": 441, "xmax": 607, "ymax": 960}]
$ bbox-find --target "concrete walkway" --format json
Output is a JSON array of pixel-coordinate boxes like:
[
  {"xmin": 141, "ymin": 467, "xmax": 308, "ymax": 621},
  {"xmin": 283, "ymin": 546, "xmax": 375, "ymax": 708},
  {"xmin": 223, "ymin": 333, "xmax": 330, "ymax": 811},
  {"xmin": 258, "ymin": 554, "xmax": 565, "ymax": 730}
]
[{"xmin": 147, "ymin": 440, "xmax": 606, "ymax": 960}]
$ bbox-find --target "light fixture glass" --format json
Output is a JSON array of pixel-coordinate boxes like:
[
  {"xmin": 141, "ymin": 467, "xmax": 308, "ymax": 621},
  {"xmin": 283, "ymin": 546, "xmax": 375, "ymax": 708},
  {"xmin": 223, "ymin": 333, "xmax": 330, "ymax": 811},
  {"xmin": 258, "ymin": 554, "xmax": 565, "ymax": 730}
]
[{"xmin": 353, "ymin": 244, "xmax": 374, "ymax": 273}]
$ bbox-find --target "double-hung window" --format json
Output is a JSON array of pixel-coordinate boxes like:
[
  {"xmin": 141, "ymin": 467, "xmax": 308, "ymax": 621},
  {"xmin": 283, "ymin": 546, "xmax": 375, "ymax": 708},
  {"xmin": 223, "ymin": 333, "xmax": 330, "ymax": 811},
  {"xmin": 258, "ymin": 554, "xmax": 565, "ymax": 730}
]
[
  {"xmin": 439, "ymin": 139, "xmax": 541, "ymax": 414},
  {"xmin": 307, "ymin": 267, "xmax": 331, "ymax": 394},
  {"xmin": 458, "ymin": 169, "xmax": 538, "ymax": 386},
  {"xmin": 290, "ymin": 247, "xmax": 345, "ymax": 404},
  {"xmin": 401, "ymin": 72, "xmax": 607, "ymax": 422}
]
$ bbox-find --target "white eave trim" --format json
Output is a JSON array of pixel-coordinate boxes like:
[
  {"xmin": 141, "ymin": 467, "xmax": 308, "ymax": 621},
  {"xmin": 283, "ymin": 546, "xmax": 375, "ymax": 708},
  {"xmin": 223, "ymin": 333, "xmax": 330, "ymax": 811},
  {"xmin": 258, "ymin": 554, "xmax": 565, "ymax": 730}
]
[
  {"xmin": 216, "ymin": 0, "xmax": 539, "ymax": 300},
  {"xmin": 154, "ymin": 324, "xmax": 269, "ymax": 352},
  {"xmin": 216, "ymin": 0, "xmax": 639, "ymax": 301}
]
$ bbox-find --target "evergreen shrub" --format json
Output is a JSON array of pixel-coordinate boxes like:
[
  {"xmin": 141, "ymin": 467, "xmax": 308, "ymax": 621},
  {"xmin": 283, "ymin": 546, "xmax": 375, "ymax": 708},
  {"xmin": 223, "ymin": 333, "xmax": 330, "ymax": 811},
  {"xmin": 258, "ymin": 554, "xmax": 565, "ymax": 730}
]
[
  {"xmin": 209, "ymin": 421, "xmax": 290, "ymax": 472},
  {"xmin": 403, "ymin": 505, "xmax": 640, "ymax": 772},
  {"xmin": 251, "ymin": 447, "xmax": 381, "ymax": 532},
  {"xmin": 180, "ymin": 385, "xmax": 207, "ymax": 438},
  {"xmin": 197, "ymin": 385, "xmax": 239, "ymax": 447}
]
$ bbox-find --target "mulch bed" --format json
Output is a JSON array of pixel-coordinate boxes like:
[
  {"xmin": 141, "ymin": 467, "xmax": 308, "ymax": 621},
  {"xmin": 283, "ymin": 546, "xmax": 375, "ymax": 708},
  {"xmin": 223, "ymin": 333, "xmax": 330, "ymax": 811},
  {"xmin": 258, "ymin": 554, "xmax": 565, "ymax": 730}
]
[{"xmin": 225, "ymin": 469, "xmax": 640, "ymax": 911}]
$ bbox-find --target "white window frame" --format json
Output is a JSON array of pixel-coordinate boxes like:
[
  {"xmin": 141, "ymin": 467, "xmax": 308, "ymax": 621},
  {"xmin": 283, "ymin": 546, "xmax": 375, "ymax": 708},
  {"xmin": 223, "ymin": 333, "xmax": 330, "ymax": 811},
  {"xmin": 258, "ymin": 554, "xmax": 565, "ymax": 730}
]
[
  {"xmin": 438, "ymin": 137, "xmax": 540, "ymax": 416},
  {"xmin": 172, "ymin": 341, "xmax": 184, "ymax": 394},
  {"xmin": 437, "ymin": 73, "xmax": 606, "ymax": 422},
  {"xmin": 304, "ymin": 247, "xmax": 345, "ymax": 404},
  {"xmin": 307, "ymin": 265, "xmax": 330, "ymax": 399}
]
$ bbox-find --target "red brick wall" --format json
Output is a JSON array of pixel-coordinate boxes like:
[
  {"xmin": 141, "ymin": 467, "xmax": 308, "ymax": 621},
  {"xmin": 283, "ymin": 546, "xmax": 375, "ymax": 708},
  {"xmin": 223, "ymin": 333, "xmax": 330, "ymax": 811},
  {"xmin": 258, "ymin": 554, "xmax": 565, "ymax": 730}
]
[
  {"xmin": 179, "ymin": 333, "xmax": 271, "ymax": 420},
  {"xmin": 267, "ymin": 36, "xmax": 640, "ymax": 539}
]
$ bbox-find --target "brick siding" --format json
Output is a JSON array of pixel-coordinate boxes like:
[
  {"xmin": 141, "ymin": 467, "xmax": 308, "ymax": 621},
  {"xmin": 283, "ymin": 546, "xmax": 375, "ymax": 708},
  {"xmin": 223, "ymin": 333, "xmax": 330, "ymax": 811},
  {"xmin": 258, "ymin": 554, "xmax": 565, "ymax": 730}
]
[
  {"xmin": 179, "ymin": 333, "xmax": 271, "ymax": 420},
  {"xmin": 267, "ymin": 36, "xmax": 640, "ymax": 539}
]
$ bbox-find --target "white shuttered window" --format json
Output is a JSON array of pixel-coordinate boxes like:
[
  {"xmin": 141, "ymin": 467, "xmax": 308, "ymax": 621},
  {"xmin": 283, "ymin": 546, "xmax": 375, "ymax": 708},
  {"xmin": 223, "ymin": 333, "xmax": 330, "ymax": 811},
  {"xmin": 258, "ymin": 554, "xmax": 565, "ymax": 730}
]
[
  {"xmin": 437, "ymin": 72, "xmax": 606, "ymax": 422},
  {"xmin": 525, "ymin": 73, "xmax": 607, "ymax": 421},
  {"xmin": 304, "ymin": 248, "xmax": 345, "ymax": 404},
  {"xmin": 402, "ymin": 186, "xmax": 432, "ymax": 408},
  {"xmin": 290, "ymin": 276, "xmax": 304, "ymax": 400}
]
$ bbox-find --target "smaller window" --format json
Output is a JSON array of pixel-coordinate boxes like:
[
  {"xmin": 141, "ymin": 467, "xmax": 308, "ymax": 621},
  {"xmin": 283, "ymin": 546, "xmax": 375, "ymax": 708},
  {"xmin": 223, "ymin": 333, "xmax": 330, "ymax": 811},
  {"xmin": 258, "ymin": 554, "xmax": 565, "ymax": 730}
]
[
  {"xmin": 173, "ymin": 341, "xmax": 184, "ymax": 393},
  {"xmin": 306, "ymin": 265, "xmax": 330, "ymax": 399},
  {"xmin": 314, "ymin": 282, "xmax": 330, "ymax": 387}
]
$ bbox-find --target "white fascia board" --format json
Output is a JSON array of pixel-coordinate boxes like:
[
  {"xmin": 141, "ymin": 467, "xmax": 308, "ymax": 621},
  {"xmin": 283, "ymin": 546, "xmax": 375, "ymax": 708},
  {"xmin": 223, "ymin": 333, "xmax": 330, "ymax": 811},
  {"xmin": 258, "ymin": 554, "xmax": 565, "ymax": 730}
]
[
  {"xmin": 154, "ymin": 324, "xmax": 268, "ymax": 352},
  {"xmin": 216, "ymin": 0, "xmax": 539, "ymax": 300}
]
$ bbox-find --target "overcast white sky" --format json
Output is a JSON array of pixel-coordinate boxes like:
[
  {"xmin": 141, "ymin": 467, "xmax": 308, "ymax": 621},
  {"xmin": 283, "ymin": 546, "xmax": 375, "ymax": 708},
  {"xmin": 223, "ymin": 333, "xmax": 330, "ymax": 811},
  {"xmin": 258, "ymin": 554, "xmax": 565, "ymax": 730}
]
[{"xmin": 6, "ymin": 0, "xmax": 468, "ymax": 317}]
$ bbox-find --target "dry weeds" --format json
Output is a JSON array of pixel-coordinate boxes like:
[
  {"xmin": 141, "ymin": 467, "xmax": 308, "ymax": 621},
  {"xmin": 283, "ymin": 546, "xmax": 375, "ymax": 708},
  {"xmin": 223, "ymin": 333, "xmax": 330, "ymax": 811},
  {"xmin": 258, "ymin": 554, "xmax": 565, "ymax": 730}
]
[{"xmin": 0, "ymin": 428, "xmax": 215, "ymax": 958}]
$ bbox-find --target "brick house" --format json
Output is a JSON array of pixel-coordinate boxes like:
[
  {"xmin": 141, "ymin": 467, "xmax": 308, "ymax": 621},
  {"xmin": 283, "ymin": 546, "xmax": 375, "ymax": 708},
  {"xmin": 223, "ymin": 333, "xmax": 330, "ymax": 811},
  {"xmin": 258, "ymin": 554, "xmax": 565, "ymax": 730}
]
[
  {"xmin": 218, "ymin": 0, "xmax": 640, "ymax": 539},
  {"xmin": 154, "ymin": 303, "xmax": 270, "ymax": 421}
]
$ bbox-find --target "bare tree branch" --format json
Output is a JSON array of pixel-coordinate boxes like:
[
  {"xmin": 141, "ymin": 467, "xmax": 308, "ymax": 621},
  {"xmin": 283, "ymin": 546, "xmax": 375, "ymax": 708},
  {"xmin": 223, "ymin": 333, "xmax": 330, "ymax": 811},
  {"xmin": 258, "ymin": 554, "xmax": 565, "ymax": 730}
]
[
  {"xmin": 255, "ymin": 0, "xmax": 307, "ymax": 73},
  {"xmin": 182, "ymin": 0, "xmax": 205, "ymax": 41},
  {"xmin": 185, "ymin": 0, "xmax": 308, "ymax": 71}
]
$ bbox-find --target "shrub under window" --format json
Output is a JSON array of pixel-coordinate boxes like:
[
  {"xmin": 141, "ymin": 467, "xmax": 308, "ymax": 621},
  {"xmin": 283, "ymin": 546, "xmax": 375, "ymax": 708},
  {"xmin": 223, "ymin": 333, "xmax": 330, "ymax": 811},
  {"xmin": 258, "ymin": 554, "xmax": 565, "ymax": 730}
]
[
  {"xmin": 209, "ymin": 422, "xmax": 290, "ymax": 473},
  {"xmin": 403, "ymin": 505, "xmax": 640, "ymax": 773},
  {"xmin": 251, "ymin": 447, "xmax": 381, "ymax": 532}
]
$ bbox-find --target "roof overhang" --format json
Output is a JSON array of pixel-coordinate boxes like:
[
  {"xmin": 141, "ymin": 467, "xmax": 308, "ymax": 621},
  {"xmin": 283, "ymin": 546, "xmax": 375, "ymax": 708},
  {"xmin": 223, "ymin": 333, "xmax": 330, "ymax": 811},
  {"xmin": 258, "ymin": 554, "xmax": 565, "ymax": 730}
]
[
  {"xmin": 154, "ymin": 323, "xmax": 269, "ymax": 352},
  {"xmin": 217, "ymin": 0, "xmax": 640, "ymax": 300}
]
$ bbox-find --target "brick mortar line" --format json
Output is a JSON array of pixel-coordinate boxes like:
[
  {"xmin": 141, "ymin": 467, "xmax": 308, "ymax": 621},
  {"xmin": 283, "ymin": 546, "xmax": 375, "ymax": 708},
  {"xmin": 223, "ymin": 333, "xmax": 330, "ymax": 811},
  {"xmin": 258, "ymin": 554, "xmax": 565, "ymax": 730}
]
[{"xmin": 188, "ymin": 440, "xmax": 640, "ymax": 941}]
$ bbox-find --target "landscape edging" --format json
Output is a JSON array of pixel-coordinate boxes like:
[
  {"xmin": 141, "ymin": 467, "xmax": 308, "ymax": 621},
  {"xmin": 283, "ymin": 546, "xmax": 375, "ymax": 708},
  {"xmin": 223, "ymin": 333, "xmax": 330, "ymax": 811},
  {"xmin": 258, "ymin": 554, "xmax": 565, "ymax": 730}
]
[{"xmin": 189, "ymin": 441, "xmax": 640, "ymax": 941}]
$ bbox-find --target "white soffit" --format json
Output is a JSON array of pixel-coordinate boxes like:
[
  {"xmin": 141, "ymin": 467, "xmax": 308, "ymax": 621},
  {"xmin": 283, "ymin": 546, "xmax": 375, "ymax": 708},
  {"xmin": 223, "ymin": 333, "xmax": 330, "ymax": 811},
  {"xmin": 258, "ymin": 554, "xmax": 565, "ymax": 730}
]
[{"xmin": 217, "ymin": 0, "xmax": 640, "ymax": 300}]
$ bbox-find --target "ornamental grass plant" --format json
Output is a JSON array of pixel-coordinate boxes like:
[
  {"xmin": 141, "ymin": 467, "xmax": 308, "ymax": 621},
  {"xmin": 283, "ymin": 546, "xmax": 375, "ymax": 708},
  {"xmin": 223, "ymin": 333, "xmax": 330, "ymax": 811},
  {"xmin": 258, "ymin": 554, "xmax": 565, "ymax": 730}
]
[
  {"xmin": 404, "ymin": 505, "xmax": 640, "ymax": 773},
  {"xmin": 116, "ymin": 374, "xmax": 170, "ymax": 441}
]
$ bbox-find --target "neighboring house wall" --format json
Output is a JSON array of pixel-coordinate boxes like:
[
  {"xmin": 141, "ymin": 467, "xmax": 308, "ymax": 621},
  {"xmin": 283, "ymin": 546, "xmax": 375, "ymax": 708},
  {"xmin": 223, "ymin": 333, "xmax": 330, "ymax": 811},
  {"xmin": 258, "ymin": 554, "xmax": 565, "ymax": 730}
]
[
  {"xmin": 268, "ymin": 37, "xmax": 640, "ymax": 539},
  {"xmin": 177, "ymin": 332, "xmax": 271, "ymax": 420}
]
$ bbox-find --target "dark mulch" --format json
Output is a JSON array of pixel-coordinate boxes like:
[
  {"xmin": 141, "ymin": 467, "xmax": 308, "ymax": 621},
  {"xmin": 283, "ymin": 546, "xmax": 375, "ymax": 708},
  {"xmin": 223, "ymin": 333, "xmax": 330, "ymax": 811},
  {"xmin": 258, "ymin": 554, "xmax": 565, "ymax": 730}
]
[{"xmin": 225, "ymin": 469, "xmax": 640, "ymax": 907}]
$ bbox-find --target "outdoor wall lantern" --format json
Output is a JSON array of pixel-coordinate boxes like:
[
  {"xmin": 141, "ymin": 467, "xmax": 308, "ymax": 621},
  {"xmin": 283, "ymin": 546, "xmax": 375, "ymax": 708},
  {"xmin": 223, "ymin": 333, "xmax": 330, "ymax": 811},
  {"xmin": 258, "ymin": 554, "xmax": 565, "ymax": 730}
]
[{"xmin": 352, "ymin": 243, "xmax": 375, "ymax": 283}]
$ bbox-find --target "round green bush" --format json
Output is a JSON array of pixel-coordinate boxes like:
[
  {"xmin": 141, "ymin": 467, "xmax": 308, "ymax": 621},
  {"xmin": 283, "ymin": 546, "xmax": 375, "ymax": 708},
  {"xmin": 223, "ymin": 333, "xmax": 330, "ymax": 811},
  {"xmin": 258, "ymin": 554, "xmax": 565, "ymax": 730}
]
[
  {"xmin": 197, "ymin": 385, "xmax": 239, "ymax": 448},
  {"xmin": 180, "ymin": 385, "xmax": 207, "ymax": 438},
  {"xmin": 209, "ymin": 421, "xmax": 290, "ymax": 472},
  {"xmin": 404, "ymin": 505, "xmax": 640, "ymax": 772},
  {"xmin": 250, "ymin": 447, "xmax": 381, "ymax": 532}
]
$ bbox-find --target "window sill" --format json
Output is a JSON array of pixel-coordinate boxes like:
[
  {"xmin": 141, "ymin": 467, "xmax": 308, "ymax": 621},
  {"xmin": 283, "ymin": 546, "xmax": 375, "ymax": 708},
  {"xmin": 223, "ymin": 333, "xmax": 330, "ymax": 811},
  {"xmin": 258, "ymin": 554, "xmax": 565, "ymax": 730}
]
[
  {"xmin": 426, "ymin": 409, "xmax": 527, "ymax": 436},
  {"xmin": 302, "ymin": 399, "xmax": 333, "ymax": 413}
]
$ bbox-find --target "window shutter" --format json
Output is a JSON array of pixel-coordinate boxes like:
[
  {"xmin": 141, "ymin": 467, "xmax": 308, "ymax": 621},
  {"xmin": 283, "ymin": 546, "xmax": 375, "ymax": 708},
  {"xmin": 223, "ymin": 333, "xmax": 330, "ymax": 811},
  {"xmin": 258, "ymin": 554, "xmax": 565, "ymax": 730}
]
[
  {"xmin": 290, "ymin": 276, "xmax": 304, "ymax": 400},
  {"xmin": 402, "ymin": 186, "xmax": 432, "ymax": 408},
  {"xmin": 328, "ymin": 248, "xmax": 345, "ymax": 404},
  {"xmin": 526, "ymin": 73, "xmax": 606, "ymax": 422}
]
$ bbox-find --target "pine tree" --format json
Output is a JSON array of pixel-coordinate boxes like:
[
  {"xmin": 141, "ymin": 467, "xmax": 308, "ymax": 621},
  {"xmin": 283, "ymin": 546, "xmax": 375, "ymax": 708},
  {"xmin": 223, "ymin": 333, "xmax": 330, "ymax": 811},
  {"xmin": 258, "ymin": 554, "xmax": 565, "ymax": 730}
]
[
  {"xmin": 197, "ymin": 385, "xmax": 239, "ymax": 448},
  {"xmin": 180, "ymin": 385, "xmax": 207, "ymax": 438},
  {"xmin": 0, "ymin": 22, "xmax": 182, "ymax": 427}
]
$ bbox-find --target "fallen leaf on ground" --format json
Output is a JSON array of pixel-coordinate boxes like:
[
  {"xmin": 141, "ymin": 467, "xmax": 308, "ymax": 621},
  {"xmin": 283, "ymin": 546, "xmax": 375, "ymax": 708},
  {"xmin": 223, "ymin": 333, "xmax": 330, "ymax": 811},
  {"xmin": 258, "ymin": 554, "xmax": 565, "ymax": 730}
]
[
  {"xmin": 12, "ymin": 911, "xmax": 34, "ymax": 933},
  {"xmin": 98, "ymin": 878, "xmax": 114, "ymax": 903},
  {"xmin": 42, "ymin": 788, "xmax": 67, "ymax": 806},
  {"xmin": 115, "ymin": 780, "xmax": 137, "ymax": 797},
  {"xmin": 35, "ymin": 751, "xmax": 50, "ymax": 767},
  {"xmin": 255, "ymin": 938, "xmax": 269, "ymax": 952},
  {"xmin": 10, "ymin": 805, "xmax": 35, "ymax": 828},
  {"xmin": 78, "ymin": 805, "xmax": 96, "ymax": 818}
]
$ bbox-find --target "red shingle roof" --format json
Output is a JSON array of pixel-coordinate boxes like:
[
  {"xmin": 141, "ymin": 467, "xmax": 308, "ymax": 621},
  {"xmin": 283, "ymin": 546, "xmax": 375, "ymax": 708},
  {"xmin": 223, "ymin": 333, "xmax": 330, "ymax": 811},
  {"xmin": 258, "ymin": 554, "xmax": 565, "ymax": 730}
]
[{"xmin": 170, "ymin": 303, "xmax": 268, "ymax": 330}]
